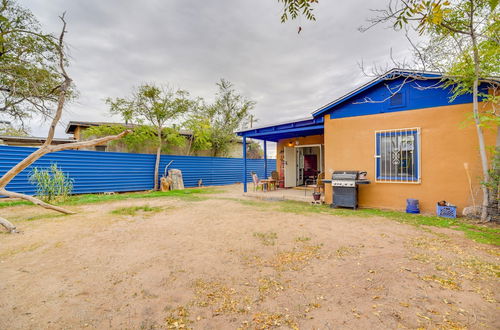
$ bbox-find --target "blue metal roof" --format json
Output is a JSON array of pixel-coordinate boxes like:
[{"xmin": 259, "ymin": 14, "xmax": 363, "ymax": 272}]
[
  {"xmin": 236, "ymin": 68, "xmax": 487, "ymax": 141},
  {"xmin": 236, "ymin": 117, "xmax": 324, "ymax": 141},
  {"xmin": 311, "ymin": 69, "xmax": 444, "ymax": 118}
]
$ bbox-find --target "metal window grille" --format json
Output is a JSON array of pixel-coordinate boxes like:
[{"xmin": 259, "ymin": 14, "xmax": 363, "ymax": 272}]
[{"xmin": 375, "ymin": 128, "xmax": 421, "ymax": 183}]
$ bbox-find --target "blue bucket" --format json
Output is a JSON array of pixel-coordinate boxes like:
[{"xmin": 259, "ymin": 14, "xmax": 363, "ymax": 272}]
[{"xmin": 406, "ymin": 198, "xmax": 420, "ymax": 214}]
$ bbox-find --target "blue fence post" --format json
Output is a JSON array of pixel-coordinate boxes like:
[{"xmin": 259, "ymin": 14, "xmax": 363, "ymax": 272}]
[
  {"xmin": 263, "ymin": 140, "xmax": 267, "ymax": 178},
  {"xmin": 243, "ymin": 137, "xmax": 247, "ymax": 192}
]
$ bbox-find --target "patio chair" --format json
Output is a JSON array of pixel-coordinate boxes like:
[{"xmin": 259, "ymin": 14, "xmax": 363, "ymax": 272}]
[
  {"xmin": 271, "ymin": 170, "xmax": 282, "ymax": 190},
  {"xmin": 251, "ymin": 172, "xmax": 266, "ymax": 192},
  {"xmin": 306, "ymin": 172, "xmax": 325, "ymax": 195}
]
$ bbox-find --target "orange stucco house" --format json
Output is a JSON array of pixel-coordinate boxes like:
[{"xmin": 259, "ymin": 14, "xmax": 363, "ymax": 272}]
[{"xmin": 237, "ymin": 69, "xmax": 498, "ymax": 214}]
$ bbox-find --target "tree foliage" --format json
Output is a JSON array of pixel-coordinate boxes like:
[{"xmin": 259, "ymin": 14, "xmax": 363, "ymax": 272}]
[
  {"xmin": 0, "ymin": 0, "xmax": 63, "ymax": 126},
  {"xmin": 107, "ymin": 84, "xmax": 193, "ymax": 130},
  {"xmin": 106, "ymin": 84, "xmax": 194, "ymax": 190},
  {"xmin": 0, "ymin": 2, "xmax": 130, "ymax": 233},
  {"xmin": 278, "ymin": 0, "xmax": 318, "ymax": 22},
  {"xmin": 365, "ymin": 0, "xmax": 499, "ymax": 221},
  {"xmin": 0, "ymin": 121, "xmax": 28, "ymax": 135},
  {"xmin": 82, "ymin": 124, "xmax": 185, "ymax": 154},
  {"xmin": 200, "ymin": 79, "xmax": 255, "ymax": 157},
  {"xmin": 183, "ymin": 113, "xmax": 212, "ymax": 155},
  {"xmin": 247, "ymin": 140, "xmax": 264, "ymax": 159}
]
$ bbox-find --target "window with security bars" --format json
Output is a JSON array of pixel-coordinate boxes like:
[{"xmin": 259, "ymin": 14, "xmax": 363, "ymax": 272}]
[{"xmin": 375, "ymin": 128, "xmax": 420, "ymax": 183}]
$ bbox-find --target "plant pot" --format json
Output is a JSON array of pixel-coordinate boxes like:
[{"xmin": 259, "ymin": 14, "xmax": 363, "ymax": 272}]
[{"xmin": 312, "ymin": 192, "xmax": 321, "ymax": 201}]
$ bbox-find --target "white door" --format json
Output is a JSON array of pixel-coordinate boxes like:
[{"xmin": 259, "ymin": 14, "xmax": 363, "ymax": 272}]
[{"xmin": 284, "ymin": 147, "xmax": 296, "ymax": 187}]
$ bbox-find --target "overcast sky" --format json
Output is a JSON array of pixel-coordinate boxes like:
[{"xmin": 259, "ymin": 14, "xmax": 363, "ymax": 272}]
[{"xmin": 20, "ymin": 0, "xmax": 415, "ymax": 142}]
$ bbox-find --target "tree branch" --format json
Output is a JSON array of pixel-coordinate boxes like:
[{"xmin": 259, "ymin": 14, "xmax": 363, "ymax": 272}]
[
  {"xmin": 48, "ymin": 130, "xmax": 131, "ymax": 152},
  {"xmin": 0, "ymin": 215, "xmax": 17, "ymax": 233},
  {"xmin": 0, "ymin": 13, "xmax": 133, "ymax": 232},
  {"xmin": 0, "ymin": 188, "xmax": 75, "ymax": 214},
  {"xmin": 0, "ymin": 130, "xmax": 130, "ymax": 188},
  {"xmin": 44, "ymin": 14, "xmax": 70, "ymax": 146}
]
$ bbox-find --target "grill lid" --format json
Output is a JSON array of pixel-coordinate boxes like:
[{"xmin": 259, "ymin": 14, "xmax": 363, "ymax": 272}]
[{"xmin": 332, "ymin": 171, "xmax": 358, "ymax": 180}]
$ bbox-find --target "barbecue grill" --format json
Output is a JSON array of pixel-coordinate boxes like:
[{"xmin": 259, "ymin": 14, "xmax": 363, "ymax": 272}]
[{"xmin": 330, "ymin": 171, "xmax": 370, "ymax": 209}]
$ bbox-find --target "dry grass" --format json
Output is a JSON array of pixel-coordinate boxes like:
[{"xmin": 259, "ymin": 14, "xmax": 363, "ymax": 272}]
[
  {"xmin": 1, "ymin": 186, "xmax": 498, "ymax": 329},
  {"xmin": 247, "ymin": 244, "xmax": 322, "ymax": 272},
  {"xmin": 165, "ymin": 306, "xmax": 192, "ymax": 329},
  {"xmin": 459, "ymin": 257, "xmax": 499, "ymax": 279},
  {"xmin": 245, "ymin": 312, "xmax": 299, "ymax": 330},
  {"xmin": 335, "ymin": 245, "xmax": 361, "ymax": 258},
  {"xmin": 253, "ymin": 231, "xmax": 278, "ymax": 246},
  {"xmin": 110, "ymin": 204, "xmax": 163, "ymax": 216},
  {"xmin": 193, "ymin": 279, "xmax": 251, "ymax": 315},
  {"xmin": 0, "ymin": 242, "xmax": 42, "ymax": 258},
  {"xmin": 257, "ymin": 276, "xmax": 287, "ymax": 297},
  {"xmin": 420, "ymin": 275, "xmax": 461, "ymax": 290}
]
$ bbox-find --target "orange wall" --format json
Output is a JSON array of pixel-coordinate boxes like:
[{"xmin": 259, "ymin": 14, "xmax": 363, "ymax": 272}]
[
  {"xmin": 276, "ymin": 135, "xmax": 324, "ymax": 179},
  {"xmin": 323, "ymin": 103, "xmax": 498, "ymax": 214}
]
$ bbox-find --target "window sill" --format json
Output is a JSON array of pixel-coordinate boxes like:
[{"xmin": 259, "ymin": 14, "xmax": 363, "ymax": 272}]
[{"xmin": 375, "ymin": 179, "xmax": 421, "ymax": 184}]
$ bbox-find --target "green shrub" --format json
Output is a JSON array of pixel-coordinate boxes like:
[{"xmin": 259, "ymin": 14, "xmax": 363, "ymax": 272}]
[{"xmin": 29, "ymin": 164, "xmax": 73, "ymax": 203}]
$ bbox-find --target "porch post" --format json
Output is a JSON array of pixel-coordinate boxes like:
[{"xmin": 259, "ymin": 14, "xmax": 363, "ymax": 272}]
[
  {"xmin": 243, "ymin": 136, "xmax": 247, "ymax": 192},
  {"xmin": 263, "ymin": 140, "xmax": 268, "ymax": 178}
]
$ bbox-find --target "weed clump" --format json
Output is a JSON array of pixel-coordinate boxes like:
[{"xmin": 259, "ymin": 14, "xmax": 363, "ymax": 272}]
[
  {"xmin": 111, "ymin": 205, "xmax": 162, "ymax": 216},
  {"xmin": 253, "ymin": 231, "xmax": 278, "ymax": 246}
]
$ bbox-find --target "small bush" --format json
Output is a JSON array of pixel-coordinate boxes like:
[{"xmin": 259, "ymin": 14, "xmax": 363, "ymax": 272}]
[{"xmin": 29, "ymin": 164, "xmax": 73, "ymax": 203}]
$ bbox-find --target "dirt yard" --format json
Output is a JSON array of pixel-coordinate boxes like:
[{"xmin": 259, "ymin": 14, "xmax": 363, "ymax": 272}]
[{"xmin": 0, "ymin": 185, "xmax": 499, "ymax": 329}]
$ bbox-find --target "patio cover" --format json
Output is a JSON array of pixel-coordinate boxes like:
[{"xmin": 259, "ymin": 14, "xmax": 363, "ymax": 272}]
[
  {"xmin": 236, "ymin": 116, "xmax": 324, "ymax": 142},
  {"xmin": 235, "ymin": 117, "xmax": 324, "ymax": 192}
]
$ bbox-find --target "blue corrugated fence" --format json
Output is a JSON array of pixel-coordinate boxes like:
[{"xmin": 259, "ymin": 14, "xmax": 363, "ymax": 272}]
[{"xmin": 0, "ymin": 145, "xmax": 276, "ymax": 195}]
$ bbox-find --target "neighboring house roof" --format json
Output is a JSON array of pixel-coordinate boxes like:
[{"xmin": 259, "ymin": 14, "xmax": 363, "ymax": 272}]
[
  {"xmin": 0, "ymin": 135, "xmax": 76, "ymax": 146},
  {"xmin": 65, "ymin": 120, "xmax": 194, "ymax": 137},
  {"xmin": 65, "ymin": 121, "xmax": 136, "ymax": 134}
]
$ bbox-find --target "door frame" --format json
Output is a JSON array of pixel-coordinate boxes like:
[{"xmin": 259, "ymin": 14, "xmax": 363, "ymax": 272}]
[
  {"xmin": 283, "ymin": 144, "xmax": 324, "ymax": 188},
  {"xmin": 295, "ymin": 144, "xmax": 324, "ymax": 177}
]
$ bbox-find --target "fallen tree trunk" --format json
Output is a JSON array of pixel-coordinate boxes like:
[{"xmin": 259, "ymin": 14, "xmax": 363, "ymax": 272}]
[
  {"xmin": 0, "ymin": 189, "xmax": 75, "ymax": 214},
  {"xmin": 0, "ymin": 131, "xmax": 131, "ymax": 189},
  {"xmin": 0, "ymin": 216, "xmax": 16, "ymax": 233},
  {"xmin": 0, "ymin": 131, "xmax": 131, "ymax": 232},
  {"xmin": 0, "ymin": 15, "xmax": 131, "ymax": 233}
]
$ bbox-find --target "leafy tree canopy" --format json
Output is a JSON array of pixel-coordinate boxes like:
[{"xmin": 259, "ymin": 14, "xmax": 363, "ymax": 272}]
[
  {"xmin": 106, "ymin": 84, "xmax": 192, "ymax": 131},
  {"xmin": 0, "ymin": 0, "xmax": 64, "ymax": 127},
  {"xmin": 106, "ymin": 84, "xmax": 195, "ymax": 190},
  {"xmin": 196, "ymin": 79, "xmax": 256, "ymax": 157},
  {"xmin": 278, "ymin": 0, "xmax": 318, "ymax": 22},
  {"xmin": 0, "ymin": 120, "xmax": 28, "ymax": 136},
  {"xmin": 367, "ymin": 0, "xmax": 499, "ymax": 124},
  {"xmin": 82, "ymin": 124, "xmax": 185, "ymax": 154}
]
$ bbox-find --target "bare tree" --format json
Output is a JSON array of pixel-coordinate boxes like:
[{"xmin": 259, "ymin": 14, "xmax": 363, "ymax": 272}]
[
  {"xmin": 0, "ymin": 15, "xmax": 130, "ymax": 233},
  {"xmin": 359, "ymin": 0, "xmax": 499, "ymax": 221}
]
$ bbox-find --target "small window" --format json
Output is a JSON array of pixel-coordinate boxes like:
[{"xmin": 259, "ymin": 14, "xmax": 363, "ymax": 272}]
[
  {"xmin": 389, "ymin": 92, "xmax": 403, "ymax": 107},
  {"xmin": 95, "ymin": 145, "xmax": 107, "ymax": 152},
  {"xmin": 375, "ymin": 128, "xmax": 420, "ymax": 183}
]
